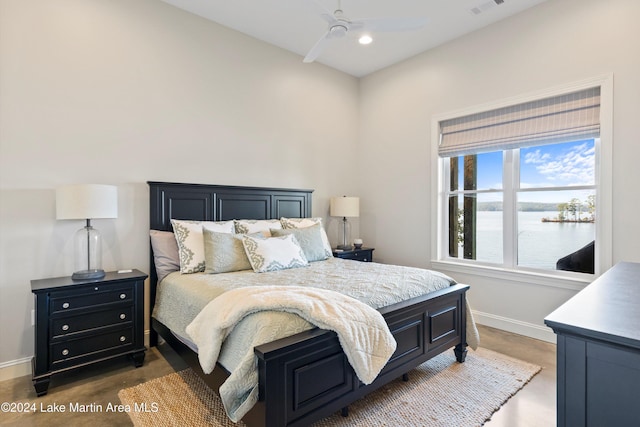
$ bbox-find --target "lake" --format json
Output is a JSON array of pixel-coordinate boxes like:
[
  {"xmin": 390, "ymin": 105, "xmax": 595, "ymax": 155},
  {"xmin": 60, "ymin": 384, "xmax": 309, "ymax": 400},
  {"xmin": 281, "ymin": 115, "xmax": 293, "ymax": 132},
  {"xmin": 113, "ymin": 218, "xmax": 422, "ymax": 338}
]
[{"xmin": 467, "ymin": 211, "xmax": 595, "ymax": 270}]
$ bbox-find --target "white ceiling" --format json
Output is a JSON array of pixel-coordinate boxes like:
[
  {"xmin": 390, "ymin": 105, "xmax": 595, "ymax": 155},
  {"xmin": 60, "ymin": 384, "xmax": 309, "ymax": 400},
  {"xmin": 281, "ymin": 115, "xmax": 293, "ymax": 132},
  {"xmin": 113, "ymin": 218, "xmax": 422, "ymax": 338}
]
[{"xmin": 161, "ymin": 0, "xmax": 548, "ymax": 77}]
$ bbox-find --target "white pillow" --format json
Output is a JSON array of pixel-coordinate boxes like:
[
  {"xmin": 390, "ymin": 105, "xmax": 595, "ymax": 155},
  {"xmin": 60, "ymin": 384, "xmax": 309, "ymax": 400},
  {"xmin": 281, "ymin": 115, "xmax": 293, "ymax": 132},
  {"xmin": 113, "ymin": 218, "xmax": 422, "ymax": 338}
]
[
  {"xmin": 171, "ymin": 219, "xmax": 235, "ymax": 274},
  {"xmin": 234, "ymin": 219, "xmax": 282, "ymax": 236},
  {"xmin": 242, "ymin": 234, "xmax": 308, "ymax": 273},
  {"xmin": 280, "ymin": 217, "xmax": 333, "ymax": 256}
]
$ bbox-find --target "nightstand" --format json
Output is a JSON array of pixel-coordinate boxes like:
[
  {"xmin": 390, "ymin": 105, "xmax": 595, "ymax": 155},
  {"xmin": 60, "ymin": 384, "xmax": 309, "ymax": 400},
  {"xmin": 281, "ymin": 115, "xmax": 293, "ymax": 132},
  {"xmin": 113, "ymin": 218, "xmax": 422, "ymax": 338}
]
[
  {"xmin": 30, "ymin": 269, "xmax": 147, "ymax": 396},
  {"xmin": 333, "ymin": 247, "xmax": 375, "ymax": 262}
]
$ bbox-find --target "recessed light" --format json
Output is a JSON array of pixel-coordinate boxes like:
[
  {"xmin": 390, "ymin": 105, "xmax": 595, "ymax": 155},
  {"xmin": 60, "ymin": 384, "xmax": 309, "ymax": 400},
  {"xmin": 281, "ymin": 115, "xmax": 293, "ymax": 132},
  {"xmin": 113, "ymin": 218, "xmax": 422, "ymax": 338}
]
[{"xmin": 359, "ymin": 35, "xmax": 373, "ymax": 45}]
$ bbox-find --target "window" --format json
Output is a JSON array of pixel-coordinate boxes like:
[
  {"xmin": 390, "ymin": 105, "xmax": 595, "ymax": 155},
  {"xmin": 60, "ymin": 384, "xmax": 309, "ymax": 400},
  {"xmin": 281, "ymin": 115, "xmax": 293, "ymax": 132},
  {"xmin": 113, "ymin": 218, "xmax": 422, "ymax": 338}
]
[
  {"xmin": 445, "ymin": 140, "xmax": 596, "ymax": 272},
  {"xmin": 433, "ymin": 77, "xmax": 612, "ymax": 278}
]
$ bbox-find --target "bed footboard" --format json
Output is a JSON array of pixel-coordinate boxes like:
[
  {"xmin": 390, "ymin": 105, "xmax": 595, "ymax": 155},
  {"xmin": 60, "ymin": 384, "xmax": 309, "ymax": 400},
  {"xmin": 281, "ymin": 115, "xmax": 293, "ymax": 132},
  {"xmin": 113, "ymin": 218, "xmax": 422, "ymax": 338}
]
[{"xmin": 248, "ymin": 284, "xmax": 469, "ymax": 427}]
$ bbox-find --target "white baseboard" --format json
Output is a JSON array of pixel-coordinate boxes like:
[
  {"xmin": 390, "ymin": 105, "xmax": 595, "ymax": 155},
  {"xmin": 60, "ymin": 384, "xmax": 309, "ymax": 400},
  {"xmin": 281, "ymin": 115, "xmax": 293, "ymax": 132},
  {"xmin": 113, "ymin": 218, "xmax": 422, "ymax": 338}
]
[
  {"xmin": 0, "ymin": 357, "xmax": 32, "ymax": 382},
  {"xmin": 472, "ymin": 310, "xmax": 557, "ymax": 344}
]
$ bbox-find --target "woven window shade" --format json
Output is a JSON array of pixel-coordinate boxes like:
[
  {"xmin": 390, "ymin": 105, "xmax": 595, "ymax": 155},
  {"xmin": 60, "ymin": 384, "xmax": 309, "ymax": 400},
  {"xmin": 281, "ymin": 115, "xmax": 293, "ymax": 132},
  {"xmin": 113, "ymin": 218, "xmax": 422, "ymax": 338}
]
[{"xmin": 438, "ymin": 87, "xmax": 601, "ymax": 157}]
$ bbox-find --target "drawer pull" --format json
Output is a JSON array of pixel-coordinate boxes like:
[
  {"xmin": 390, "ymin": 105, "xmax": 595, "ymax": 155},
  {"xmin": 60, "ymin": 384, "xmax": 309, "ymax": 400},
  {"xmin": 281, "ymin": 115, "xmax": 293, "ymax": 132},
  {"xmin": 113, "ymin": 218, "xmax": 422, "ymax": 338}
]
[
  {"xmin": 120, "ymin": 336, "xmax": 126, "ymax": 342},
  {"xmin": 62, "ymin": 302, "xmax": 70, "ymax": 309},
  {"xmin": 120, "ymin": 313, "xmax": 126, "ymax": 320},
  {"xmin": 120, "ymin": 293, "xmax": 127, "ymax": 300},
  {"xmin": 62, "ymin": 349, "xmax": 69, "ymax": 356},
  {"xmin": 62, "ymin": 324, "xmax": 69, "ymax": 331}
]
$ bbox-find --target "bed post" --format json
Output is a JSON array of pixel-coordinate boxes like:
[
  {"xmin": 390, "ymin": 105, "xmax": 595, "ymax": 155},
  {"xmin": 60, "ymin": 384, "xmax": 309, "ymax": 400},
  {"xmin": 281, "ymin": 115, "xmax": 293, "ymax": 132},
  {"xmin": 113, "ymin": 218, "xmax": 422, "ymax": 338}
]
[
  {"xmin": 454, "ymin": 289, "xmax": 468, "ymax": 363},
  {"xmin": 148, "ymin": 230, "xmax": 159, "ymax": 347}
]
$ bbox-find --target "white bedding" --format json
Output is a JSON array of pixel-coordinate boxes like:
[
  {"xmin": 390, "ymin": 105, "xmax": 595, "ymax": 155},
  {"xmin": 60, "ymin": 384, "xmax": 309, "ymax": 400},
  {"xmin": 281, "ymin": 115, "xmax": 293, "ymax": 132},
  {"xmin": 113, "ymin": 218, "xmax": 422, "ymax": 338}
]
[
  {"xmin": 152, "ymin": 257, "xmax": 480, "ymax": 421},
  {"xmin": 186, "ymin": 285, "xmax": 397, "ymax": 421}
]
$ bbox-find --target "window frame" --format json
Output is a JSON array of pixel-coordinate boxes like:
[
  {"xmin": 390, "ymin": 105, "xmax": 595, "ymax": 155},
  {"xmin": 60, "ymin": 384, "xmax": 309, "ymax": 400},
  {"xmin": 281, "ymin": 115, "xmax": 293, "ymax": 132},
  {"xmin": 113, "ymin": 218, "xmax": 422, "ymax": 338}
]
[{"xmin": 431, "ymin": 74, "xmax": 613, "ymax": 286}]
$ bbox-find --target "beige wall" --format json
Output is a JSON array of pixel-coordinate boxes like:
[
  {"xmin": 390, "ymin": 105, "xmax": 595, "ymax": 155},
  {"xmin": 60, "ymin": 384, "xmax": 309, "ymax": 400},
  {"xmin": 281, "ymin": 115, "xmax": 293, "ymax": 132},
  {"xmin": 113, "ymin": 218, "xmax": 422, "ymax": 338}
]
[
  {"xmin": 358, "ymin": 0, "xmax": 640, "ymax": 339},
  {"xmin": 0, "ymin": 0, "xmax": 359, "ymax": 376}
]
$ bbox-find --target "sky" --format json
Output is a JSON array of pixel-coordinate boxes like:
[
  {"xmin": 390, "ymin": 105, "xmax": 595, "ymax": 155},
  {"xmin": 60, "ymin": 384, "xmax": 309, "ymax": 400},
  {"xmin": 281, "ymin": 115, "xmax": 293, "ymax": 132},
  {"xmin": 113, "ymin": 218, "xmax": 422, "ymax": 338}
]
[{"xmin": 455, "ymin": 139, "xmax": 596, "ymax": 204}]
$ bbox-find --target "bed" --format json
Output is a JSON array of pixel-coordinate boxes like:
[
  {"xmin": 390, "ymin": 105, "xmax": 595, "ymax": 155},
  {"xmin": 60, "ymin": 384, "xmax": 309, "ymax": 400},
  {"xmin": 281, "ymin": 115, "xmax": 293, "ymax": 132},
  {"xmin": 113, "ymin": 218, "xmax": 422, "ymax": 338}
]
[{"xmin": 148, "ymin": 181, "xmax": 478, "ymax": 427}]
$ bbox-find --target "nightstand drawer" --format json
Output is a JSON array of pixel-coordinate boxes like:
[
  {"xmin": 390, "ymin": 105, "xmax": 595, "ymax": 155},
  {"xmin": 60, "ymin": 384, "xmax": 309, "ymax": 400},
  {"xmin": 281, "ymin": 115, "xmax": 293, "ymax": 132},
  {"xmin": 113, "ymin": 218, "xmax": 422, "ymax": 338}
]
[
  {"xmin": 51, "ymin": 306, "xmax": 134, "ymax": 338},
  {"xmin": 349, "ymin": 250, "xmax": 372, "ymax": 262},
  {"xmin": 50, "ymin": 327, "xmax": 134, "ymax": 366},
  {"xmin": 333, "ymin": 247, "xmax": 374, "ymax": 262},
  {"xmin": 50, "ymin": 284, "xmax": 133, "ymax": 313}
]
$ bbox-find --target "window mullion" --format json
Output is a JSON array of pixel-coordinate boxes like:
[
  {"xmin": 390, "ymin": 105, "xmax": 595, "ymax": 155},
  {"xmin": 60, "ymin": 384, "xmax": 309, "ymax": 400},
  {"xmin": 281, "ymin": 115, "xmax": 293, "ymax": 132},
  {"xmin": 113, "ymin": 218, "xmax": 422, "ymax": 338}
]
[
  {"xmin": 441, "ymin": 158, "xmax": 451, "ymax": 260},
  {"xmin": 503, "ymin": 150, "xmax": 517, "ymax": 268}
]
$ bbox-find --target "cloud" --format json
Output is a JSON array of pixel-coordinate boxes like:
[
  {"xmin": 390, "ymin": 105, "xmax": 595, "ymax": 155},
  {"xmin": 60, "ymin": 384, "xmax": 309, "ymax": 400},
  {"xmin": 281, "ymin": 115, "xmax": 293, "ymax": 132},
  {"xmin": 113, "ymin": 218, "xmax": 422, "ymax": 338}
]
[
  {"xmin": 523, "ymin": 149, "xmax": 551, "ymax": 164},
  {"xmin": 533, "ymin": 142, "xmax": 594, "ymax": 186}
]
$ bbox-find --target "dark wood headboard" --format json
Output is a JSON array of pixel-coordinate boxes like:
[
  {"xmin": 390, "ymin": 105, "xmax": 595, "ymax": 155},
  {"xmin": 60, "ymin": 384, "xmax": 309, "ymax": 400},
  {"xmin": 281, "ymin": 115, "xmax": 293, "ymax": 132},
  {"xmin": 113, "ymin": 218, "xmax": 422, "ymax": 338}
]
[
  {"xmin": 149, "ymin": 181, "xmax": 313, "ymax": 231},
  {"xmin": 147, "ymin": 181, "xmax": 313, "ymax": 344}
]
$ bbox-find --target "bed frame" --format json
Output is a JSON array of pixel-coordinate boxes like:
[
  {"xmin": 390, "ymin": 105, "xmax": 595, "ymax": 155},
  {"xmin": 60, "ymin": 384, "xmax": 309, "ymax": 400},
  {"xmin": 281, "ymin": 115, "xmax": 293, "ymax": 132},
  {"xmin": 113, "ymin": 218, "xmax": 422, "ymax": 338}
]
[{"xmin": 148, "ymin": 181, "xmax": 469, "ymax": 427}]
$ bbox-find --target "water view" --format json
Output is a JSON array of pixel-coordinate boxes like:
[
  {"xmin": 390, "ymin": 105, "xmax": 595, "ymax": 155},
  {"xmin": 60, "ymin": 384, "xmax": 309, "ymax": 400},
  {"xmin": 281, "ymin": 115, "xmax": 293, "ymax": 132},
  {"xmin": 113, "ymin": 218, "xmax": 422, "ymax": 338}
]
[{"xmin": 473, "ymin": 211, "xmax": 595, "ymax": 270}]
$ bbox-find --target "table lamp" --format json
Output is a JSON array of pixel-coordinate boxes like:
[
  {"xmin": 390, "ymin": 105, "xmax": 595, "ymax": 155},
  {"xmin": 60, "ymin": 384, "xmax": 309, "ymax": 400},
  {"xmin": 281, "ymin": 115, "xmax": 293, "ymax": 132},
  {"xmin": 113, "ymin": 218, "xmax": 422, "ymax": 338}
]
[
  {"xmin": 330, "ymin": 196, "xmax": 359, "ymax": 250},
  {"xmin": 56, "ymin": 184, "xmax": 118, "ymax": 280}
]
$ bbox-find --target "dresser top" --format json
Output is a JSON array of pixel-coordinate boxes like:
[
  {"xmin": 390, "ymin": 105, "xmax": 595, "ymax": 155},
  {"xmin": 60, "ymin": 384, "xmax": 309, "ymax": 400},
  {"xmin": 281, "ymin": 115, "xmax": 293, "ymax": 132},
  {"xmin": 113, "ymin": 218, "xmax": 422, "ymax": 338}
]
[
  {"xmin": 31, "ymin": 269, "xmax": 147, "ymax": 292},
  {"xmin": 545, "ymin": 262, "xmax": 640, "ymax": 348}
]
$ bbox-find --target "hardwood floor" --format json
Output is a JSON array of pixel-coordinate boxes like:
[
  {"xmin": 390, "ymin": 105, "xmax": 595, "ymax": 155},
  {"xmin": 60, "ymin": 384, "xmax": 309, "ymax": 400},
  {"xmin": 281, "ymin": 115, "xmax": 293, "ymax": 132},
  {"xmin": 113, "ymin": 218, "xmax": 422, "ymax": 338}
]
[
  {"xmin": 0, "ymin": 325, "xmax": 556, "ymax": 426},
  {"xmin": 480, "ymin": 326, "xmax": 556, "ymax": 427}
]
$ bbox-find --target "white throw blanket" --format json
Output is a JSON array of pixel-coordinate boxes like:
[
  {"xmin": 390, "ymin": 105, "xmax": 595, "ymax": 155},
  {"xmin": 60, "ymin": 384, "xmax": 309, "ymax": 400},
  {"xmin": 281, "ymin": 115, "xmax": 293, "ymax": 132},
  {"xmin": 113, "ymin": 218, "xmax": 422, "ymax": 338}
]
[
  {"xmin": 187, "ymin": 285, "xmax": 396, "ymax": 382},
  {"xmin": 185, "ymin": 285, "xmax": 397, "ymax": 421}
]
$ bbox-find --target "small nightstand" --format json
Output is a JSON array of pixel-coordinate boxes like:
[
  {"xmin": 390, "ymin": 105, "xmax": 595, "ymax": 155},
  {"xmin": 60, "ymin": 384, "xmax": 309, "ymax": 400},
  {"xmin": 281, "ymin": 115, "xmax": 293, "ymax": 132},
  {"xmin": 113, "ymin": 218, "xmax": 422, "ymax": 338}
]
[
  {"xmin": 30, "ymin": 269, "xmax": 147, "ymax": 396},
  {"xmin": 333, "ymin": 247, "xmax": 375, "ymax": 262}
]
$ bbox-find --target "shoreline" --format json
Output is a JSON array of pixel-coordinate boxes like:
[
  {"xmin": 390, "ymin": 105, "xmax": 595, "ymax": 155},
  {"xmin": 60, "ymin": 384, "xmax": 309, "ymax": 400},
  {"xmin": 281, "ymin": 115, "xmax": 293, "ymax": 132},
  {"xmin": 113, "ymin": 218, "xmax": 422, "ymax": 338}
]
[{"xmin": 541, "ymin": 218, "xmax": 594, "ymax": 223}]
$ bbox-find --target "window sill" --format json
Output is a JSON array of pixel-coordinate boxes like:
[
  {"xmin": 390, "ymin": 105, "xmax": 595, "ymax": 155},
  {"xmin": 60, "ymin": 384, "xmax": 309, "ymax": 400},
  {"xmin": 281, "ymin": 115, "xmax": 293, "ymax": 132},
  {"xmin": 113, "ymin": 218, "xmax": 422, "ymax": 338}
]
[{"xmin": 430, "ymin": 259, "xmax": 592, "ymax": 291}]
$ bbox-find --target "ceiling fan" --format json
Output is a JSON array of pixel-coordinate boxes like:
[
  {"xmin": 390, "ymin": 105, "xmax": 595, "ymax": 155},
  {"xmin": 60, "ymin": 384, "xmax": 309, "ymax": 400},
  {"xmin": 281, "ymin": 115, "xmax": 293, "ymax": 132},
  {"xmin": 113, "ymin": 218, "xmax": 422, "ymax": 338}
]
[{"xmin": 303, "ymin": 0, "xmax": 427, "ymax": 63}]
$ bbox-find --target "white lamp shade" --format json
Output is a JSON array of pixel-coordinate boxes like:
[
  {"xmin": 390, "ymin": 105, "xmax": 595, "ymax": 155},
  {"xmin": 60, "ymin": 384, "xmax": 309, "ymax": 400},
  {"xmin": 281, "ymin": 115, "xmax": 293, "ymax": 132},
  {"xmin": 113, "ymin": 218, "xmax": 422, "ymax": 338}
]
[
  {"xmin": 56, "ymin": 184, "xmax": 118, "ymax": 220},
  {"xmin": 330, "ymin": 196, "xmax": 360, "ymax": 217}
]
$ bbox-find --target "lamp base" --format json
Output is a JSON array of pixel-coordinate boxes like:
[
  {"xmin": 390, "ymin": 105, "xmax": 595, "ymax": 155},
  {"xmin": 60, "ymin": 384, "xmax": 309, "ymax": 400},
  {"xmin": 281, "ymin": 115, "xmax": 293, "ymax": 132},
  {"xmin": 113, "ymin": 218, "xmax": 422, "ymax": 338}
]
[
  {"xmin": 72, "ymin": 269, "xmax": 106, "ymax": 281},
  {"xmin": 336, "ymin": 244, "xmax": 353, "ymax": 250}
]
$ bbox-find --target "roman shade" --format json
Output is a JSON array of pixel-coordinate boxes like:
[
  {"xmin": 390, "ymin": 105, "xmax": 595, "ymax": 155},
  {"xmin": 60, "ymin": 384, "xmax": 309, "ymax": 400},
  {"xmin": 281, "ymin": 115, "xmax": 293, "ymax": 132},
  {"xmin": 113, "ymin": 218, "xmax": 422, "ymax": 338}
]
[{"xmin": 438, "ymin": 86, "xmax": 601, "ymax": 157}]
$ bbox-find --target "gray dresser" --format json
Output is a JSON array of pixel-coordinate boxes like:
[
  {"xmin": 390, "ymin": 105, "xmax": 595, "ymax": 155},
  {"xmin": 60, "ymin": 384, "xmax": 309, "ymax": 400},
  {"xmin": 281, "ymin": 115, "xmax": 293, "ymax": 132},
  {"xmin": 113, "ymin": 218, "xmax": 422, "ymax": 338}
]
[{"xmin": 545, "ymin": 262, "xmax": 640, "ymax": 427}]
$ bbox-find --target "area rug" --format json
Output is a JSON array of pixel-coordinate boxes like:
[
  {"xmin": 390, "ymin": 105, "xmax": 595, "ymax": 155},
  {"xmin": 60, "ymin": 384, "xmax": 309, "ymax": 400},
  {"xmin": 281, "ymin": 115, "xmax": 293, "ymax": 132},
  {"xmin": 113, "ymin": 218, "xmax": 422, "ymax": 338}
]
[{"xmin": 118, "ymin": 347, "xmax": 541, "ymax": 427}]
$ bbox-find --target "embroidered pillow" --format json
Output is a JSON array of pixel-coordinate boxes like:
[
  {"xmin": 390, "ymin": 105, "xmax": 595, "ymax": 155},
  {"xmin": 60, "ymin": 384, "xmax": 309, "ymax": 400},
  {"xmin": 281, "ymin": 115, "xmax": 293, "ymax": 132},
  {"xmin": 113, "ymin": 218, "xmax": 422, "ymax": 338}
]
[
  {"xmin": 242, "ymin": 234, "xmax": 308, "ymax": 273},
  {"xmin": 270, "ymin": 223, "xmax": 331, "ymax": 262},
  {"xmin": 234, "ymin": 219, "xmax": 282, "ymax": 237},
  {"xmin": 280, "ymin": 217, "xmax": 333, "ymax": 256},
  {"xmin": 280, "ymin": 217, "xmax": 323, "ymax": 229},
  {"xmin": 203, "ymin": 229, "xmax": 253, "ymax": 274},
  {"xmin": 171, "ymin": 219, "xmax": 235, "ymax": 273}
]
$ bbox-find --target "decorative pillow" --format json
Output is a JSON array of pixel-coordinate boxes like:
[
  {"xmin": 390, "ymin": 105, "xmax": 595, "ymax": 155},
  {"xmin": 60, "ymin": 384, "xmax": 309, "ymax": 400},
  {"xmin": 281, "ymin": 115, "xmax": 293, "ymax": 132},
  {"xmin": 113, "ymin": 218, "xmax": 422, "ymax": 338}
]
[
  {"xmin": 280, "ymin": 217, "xmax": 333, "ymax": 255},
  {"xmin": 203, "ymin": 229, "xmax": 252, "ymax": 274},
  {"xmin": 280, "ymin": 217, "xmax": 323, "ymax": 229},
  {"xmin": 270, "ymin": 223, "xmax": 331, "ymax": 262},
  {"xmin": 234, "ymin": 219, "xmax": 282, "ymax": 237},
  {"xmin": 149, "ymin": 230, "xmax": 180, "ymax": 282},
  {"xmin": 170, "ymin": 219, "xmax": 235, "ymax": 273},
  {"xmin": 242, "ymin": 234, "xmax": 308, "ymax": 273}
]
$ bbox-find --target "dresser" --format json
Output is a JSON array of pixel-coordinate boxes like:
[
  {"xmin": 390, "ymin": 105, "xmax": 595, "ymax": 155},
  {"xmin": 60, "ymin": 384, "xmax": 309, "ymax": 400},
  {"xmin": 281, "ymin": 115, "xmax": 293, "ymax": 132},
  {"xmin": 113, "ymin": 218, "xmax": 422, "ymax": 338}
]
[
  {"xmin": 544, "ymin": 262, "xmax": 640, "ymax": 427},
  {"xmin": 31, "ymin": 269, "xmax": 147, "ymax": 396}
]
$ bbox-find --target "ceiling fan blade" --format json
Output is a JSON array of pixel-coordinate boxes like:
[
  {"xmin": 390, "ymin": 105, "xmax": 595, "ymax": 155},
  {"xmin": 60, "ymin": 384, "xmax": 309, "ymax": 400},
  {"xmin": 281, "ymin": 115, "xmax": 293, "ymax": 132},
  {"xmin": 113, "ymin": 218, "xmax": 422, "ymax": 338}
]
[
  {"xmin": 351, "ymin": 17, "xmax": 427, "ymax": 33},
  {"xmin": 303, "ymin": 30, "xmax": 332, "ymax": 63},
  {"xmin": 310, "ymin": 0, "xmax": 338, "ymax": 22},
  {"xmin": 320, "ymin": 13, "xmax": 337, "ymax": 25}
]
